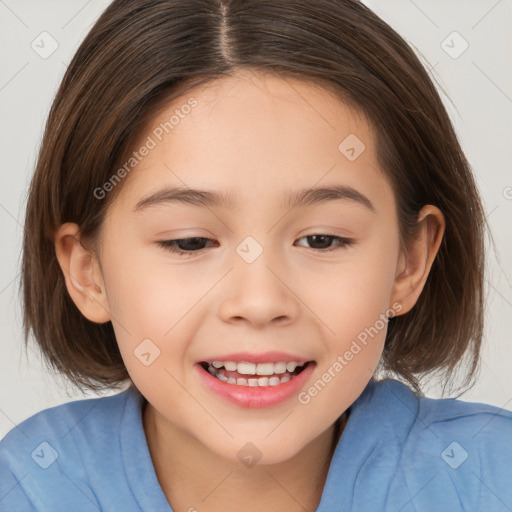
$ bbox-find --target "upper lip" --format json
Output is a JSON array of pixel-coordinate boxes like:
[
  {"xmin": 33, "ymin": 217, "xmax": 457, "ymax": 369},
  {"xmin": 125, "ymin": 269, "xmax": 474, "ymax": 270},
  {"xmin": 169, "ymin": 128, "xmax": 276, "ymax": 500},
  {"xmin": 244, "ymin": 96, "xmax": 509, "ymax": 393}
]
[{"xmin": 197, "ymin": 351, "xmax": 313, "ymax": 364}]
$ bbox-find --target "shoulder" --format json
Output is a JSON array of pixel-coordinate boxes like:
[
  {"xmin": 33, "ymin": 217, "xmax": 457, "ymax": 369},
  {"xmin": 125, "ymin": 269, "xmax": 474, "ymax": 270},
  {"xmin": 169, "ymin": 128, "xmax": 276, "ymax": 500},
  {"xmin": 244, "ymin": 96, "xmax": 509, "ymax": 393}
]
[
  {"xmin": 412, "ymin": 386, "xmax": 512, "ymax": 461},
  {"xmin": 1, "ymin": 385, "xmax": 132, "ymax": 449},
  {"xmin": 0, "ymin": 386, "xmax": 137, "ymax": 510},
  {"xmin": 320, "ymin": 379, "xmax": 512, "ymax": 511},
  {"xmin": 368, "ymin": 377, "xmax": 512, "ymax": 441},
  {"xmin": 381, "ymin": 380, "xmax": 512, "ymax": 511}
]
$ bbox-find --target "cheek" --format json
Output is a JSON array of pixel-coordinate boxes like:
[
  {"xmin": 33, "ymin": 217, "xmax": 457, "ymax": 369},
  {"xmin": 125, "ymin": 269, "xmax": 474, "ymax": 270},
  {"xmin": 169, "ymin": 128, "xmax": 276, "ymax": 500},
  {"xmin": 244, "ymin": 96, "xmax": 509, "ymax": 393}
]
[
  {"xmin": 306, "ymin": 241, "xmax": 398, "ymax": 344},
  {"xmin": 296, "ymin": 263, "xmax": 395, "ymax": 431},
  {"xmin": 100, "ymin": 245, "xmax": 219, "ymax": 376},
  {"xmin": 100, "ymin": 243, "xmax": 196, "ymax": 332},
  {"xmin": 331, "ymin": 268, "xmax": 395, "ymax": 349}
]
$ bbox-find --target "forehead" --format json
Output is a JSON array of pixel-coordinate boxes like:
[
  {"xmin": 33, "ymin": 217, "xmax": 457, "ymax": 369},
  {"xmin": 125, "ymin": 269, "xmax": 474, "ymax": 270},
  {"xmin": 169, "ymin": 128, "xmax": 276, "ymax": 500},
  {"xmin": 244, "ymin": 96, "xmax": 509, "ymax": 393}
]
[{"xmin": 114, "ymin": 70, "xmax": 392, "ymax": 214}]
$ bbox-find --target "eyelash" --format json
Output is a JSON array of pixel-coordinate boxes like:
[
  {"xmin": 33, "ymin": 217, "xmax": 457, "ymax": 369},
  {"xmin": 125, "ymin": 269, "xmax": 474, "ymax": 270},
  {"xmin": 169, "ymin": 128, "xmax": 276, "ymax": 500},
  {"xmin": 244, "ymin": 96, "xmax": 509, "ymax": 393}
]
[{"xmin": 156, "ymin": 235, "xmax": 353, "ymax": 257}]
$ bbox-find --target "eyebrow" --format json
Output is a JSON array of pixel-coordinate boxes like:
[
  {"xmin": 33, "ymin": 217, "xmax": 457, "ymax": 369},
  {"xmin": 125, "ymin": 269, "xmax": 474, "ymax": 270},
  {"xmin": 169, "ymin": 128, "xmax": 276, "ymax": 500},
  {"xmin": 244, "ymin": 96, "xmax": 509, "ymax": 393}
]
[{"xmin": 133, "ymin": 185, "xmax": 375, "ymax": 213}]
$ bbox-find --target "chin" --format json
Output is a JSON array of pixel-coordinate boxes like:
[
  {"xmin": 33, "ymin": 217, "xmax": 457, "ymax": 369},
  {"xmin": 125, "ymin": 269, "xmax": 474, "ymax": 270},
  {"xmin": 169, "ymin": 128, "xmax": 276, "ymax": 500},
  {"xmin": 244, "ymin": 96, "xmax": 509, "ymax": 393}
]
[{"xmin": 207, "ymin": 429, "xmax": 313, "ymax": 468}]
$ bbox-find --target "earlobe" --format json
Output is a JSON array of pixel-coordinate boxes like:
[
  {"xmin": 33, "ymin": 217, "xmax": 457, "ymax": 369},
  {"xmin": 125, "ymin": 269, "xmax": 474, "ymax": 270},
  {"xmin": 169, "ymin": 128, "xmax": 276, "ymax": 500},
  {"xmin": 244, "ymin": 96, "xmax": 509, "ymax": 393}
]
[
  {"xmin": 390, "ymin": 205, "xmax": 445, "ymax": 315},
  {"xmin": 54, "ymin": 222, "xmax": 111, "ymax": 323}
]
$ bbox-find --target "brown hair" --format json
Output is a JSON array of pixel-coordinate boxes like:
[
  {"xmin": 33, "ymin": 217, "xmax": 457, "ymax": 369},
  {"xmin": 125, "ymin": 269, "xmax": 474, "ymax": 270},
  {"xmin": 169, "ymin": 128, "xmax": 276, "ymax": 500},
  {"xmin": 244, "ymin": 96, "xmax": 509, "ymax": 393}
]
[{"xmin": 21, "ymin": 0, "xmax": 488, "ymax": 394}]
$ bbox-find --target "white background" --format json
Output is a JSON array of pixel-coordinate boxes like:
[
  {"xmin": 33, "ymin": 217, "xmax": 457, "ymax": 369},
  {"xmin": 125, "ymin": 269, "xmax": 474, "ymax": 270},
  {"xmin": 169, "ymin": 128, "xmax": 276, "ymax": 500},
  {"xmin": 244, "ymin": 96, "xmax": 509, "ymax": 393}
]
[{"xmin": 1, "ymin": 0, "xmax": 511, "ymax": 439}]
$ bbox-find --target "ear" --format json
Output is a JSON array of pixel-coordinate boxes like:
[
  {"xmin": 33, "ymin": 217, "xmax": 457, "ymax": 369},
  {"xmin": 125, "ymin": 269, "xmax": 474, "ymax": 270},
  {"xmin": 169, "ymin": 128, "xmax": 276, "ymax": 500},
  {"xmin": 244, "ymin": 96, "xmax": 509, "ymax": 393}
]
[
  {"xmin": 54, "ymin": 222, "xmax": 111, "ymax": 323},
  {"xmin": 389, "ymin": 205, "xmax": 445, "ymax": 315}
]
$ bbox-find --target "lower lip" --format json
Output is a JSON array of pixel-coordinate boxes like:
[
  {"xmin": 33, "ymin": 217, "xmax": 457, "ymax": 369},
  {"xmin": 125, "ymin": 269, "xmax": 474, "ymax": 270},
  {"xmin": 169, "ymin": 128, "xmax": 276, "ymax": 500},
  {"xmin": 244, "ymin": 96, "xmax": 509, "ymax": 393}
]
[{"xmin": 195, "ymin": 362, "xmax": 316, "ymax": 409}]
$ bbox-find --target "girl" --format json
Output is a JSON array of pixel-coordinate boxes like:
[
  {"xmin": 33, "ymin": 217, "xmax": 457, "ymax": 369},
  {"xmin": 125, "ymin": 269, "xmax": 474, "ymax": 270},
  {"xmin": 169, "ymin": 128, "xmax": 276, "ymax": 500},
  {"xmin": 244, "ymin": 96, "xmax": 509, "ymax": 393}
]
[{"xmin": 1, "ymin": 0, "xmax": 511, "ymax": 510}]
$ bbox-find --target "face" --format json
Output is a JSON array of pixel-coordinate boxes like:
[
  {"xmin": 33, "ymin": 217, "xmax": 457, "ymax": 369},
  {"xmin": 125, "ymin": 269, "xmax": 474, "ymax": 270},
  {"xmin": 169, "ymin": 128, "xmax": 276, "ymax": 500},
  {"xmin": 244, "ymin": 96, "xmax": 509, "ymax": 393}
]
[{"xmin": 94, "ymin": 70, "xmax": 404, "ymax": 464}]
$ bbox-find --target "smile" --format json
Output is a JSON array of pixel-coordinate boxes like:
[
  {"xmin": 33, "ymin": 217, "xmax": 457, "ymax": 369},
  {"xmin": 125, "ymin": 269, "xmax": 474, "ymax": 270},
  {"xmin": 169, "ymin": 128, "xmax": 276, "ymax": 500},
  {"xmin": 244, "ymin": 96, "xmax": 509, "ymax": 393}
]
[
  {"xmin": 200, "ymin": 360, "xmax": 308, "ymax": 387},
  {"xmin": 195, "ymin": 352, "xmax": 316, "ymax": 408}
]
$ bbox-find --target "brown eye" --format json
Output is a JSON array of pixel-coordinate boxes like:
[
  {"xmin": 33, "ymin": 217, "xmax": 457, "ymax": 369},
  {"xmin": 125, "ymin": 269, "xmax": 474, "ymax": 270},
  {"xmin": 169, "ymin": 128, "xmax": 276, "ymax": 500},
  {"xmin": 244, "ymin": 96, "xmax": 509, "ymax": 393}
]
[
  {"xmin": 157, "ymin": 237, "xmax": 216, "ymax": 256},
  {"xmin": 295, "ymin": 235, "xmax": 353, "ymax": 252}
]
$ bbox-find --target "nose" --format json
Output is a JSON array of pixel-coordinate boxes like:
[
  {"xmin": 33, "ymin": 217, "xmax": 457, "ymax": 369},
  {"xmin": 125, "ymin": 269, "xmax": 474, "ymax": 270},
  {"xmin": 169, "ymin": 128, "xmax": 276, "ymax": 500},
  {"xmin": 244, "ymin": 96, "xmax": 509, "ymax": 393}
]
[{"xmin": 217, "ymin": 241, "xmax": 300, "ymax": 328}]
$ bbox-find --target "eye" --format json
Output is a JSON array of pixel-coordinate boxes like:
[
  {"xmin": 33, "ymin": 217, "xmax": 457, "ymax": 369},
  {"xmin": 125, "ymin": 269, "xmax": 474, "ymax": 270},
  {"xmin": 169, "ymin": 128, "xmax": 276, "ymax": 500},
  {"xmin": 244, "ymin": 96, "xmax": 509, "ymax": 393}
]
[
  {"xmin": 294, "ymin": 234, "xmax": 353, "ymax": 252},
  {"xmin": 156, "ymin": 237, "xmax": 216, "ymax": 257},
  {"xmin": 157, "ymin": 234, "xmax": 352, "ymax": 256}
]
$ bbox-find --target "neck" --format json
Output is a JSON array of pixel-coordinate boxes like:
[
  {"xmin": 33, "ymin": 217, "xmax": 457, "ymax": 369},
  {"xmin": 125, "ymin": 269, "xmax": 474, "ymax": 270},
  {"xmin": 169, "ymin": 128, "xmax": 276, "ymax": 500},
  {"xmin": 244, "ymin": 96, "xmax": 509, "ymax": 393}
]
[{"xmin": 142, "ymin": 403, "xmax": 347, "ymax": 512}]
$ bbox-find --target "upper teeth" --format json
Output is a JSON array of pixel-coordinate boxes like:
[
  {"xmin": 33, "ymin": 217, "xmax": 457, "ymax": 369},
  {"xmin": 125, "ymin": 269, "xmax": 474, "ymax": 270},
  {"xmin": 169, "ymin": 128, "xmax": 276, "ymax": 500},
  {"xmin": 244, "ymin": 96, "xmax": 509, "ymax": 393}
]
[{"xmin": 210, "ymin": 361, "xmax": 303, "ymax": 375}]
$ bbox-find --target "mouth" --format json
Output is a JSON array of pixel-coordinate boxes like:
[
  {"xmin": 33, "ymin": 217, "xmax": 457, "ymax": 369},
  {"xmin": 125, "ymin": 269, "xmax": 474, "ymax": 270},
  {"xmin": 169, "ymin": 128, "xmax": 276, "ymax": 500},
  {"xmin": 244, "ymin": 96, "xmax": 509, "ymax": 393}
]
[
  {"xmin": 195, "ymin": 352, "xmax": 316, "ymax": 408},
  {"xmin": 199, "ymin": 360, "xmax": 310, "ymax": 387}
]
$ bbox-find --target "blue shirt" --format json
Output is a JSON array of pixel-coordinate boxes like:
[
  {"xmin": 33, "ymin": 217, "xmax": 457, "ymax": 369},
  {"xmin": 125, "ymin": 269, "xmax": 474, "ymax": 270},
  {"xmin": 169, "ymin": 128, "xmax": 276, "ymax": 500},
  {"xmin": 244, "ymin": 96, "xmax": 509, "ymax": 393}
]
[{"xmin": 1, "ymin": 378, "xmax": 511, "ymax": 511}]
